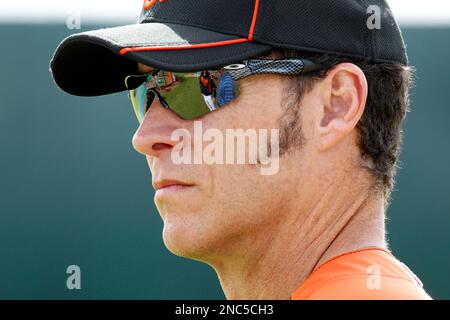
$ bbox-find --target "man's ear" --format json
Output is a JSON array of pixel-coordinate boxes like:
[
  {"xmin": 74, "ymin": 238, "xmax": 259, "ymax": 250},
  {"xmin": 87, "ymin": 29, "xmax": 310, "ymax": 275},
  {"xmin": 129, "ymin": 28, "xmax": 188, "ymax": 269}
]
[{"xmin": 318, "ymin": 63, "xmax": 368, "ymax": 151}]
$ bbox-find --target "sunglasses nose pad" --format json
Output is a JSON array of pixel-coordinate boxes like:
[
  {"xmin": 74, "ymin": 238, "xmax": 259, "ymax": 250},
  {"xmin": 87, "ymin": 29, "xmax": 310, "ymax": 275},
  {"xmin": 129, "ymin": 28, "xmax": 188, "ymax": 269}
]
[
  {"xmin": 159, "ymin": 96, "xmax": 170, "ymax": 109},
  {"xmin": 146, "ymin": 90, "xmax": 156, "ymax": 112},
  {"xmin": 148, "ymin": 89, "xmax": 170, "ymax": 110}
]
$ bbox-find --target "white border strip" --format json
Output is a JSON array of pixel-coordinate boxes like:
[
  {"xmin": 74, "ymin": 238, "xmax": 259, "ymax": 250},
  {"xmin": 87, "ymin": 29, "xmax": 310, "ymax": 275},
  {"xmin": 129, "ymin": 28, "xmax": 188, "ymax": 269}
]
[
  {"xmin": 0, "ymin": 0, "xmax": 143, "ymax": 24},
  {"xmin": 389, "ymin": 0, "xmax": 450, "ymax": 26},
  {"xmin": 0, "ymin": 0, "xmax": 449, "ymax": 26}
]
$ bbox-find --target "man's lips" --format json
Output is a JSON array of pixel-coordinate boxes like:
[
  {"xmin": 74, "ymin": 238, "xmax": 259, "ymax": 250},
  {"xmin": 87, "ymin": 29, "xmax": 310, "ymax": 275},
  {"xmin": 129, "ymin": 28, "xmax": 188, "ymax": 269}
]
[{"xmin": 153, "ymin": 179, "xmax": 194, "ymax": 191}]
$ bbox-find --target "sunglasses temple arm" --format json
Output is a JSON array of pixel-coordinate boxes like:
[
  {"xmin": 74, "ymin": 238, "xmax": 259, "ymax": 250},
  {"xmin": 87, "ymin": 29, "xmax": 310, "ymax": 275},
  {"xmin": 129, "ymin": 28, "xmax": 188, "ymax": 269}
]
[
  {"xmin": 148, "ymin": 88, "xmax": 170, "ymax": 109},
  {"xmin": 302, "ymin": 59, "xmax": 323, "ymax": 73}
]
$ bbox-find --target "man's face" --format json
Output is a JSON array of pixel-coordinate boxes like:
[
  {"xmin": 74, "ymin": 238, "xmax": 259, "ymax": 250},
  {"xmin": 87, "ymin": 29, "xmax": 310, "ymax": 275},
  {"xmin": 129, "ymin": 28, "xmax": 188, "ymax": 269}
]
[{"xmin": 132, "ymin": 64, "xmax": 318, "ymax": 262}]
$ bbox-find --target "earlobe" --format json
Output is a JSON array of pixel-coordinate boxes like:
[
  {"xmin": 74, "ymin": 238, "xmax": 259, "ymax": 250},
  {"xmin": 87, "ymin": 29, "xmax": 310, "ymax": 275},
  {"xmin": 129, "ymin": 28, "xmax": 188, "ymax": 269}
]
[{"xmin": 318, "ymin": 63, "xmax": 368, "ymax": 151}]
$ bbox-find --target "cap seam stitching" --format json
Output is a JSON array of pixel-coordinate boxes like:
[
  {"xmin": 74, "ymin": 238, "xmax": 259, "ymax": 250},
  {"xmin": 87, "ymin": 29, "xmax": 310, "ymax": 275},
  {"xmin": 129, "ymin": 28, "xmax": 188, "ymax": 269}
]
[{"xmin": 125, "ymin": 46, "xmax": 272, "ymax": 66}]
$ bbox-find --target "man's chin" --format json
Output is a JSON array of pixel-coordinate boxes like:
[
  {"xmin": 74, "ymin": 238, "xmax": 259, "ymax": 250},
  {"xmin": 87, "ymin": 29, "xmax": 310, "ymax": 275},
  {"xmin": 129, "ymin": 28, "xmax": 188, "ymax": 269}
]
[{"xmin": 161, "ymin": 219, "xmax": 213, "ymax": 261}]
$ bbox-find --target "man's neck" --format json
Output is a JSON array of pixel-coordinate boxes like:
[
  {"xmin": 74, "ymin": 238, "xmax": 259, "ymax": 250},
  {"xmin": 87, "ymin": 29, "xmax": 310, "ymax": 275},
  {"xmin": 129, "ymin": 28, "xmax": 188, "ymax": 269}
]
[{"xmin": 211, "ymin": 188, "xmax": 386, "ymax": 300}]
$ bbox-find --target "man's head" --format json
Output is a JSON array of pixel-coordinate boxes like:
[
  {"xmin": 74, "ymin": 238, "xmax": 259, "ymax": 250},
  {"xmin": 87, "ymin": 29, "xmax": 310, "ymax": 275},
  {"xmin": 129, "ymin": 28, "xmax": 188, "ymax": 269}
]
[
  {"xmin": 131, "ymin": 49, "xmax": 412, "ymax": 262},
  {"xmin": 50, "ymin": 0, "xmax": 411, "ymax": 265}
]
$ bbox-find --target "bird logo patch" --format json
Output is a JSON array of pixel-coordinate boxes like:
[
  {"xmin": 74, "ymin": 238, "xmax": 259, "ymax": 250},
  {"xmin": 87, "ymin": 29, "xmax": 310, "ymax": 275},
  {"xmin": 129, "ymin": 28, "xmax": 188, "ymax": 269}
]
[{"xmin": 143, "ymin": 0, "xmax": 167, "ymax": 11}]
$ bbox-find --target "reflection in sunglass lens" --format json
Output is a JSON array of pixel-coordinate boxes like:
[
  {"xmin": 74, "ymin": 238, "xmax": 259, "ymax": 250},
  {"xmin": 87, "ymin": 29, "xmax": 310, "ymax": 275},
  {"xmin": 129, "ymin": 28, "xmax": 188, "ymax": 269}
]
[{"xmin": 125, "ymin": 69, "xmax": 240, "ymax": 123}]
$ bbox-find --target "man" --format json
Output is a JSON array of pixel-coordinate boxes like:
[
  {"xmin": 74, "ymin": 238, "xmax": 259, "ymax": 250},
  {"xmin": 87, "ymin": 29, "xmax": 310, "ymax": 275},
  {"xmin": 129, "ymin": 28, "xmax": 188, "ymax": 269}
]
[
  {"xmin": 50, "ymin": 0, "xmax": 431, "ymax": 299},
  {"xmin": 199, "ymin": 70, "xmax": 217, "ymax": 111}
]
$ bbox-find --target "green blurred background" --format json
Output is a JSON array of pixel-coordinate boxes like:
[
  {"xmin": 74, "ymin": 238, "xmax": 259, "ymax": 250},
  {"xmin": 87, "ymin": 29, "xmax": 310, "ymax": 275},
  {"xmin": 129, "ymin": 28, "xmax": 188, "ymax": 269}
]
[{"xmin": 0, "ymin": 24, "xmax": 449, "ymax": 299}]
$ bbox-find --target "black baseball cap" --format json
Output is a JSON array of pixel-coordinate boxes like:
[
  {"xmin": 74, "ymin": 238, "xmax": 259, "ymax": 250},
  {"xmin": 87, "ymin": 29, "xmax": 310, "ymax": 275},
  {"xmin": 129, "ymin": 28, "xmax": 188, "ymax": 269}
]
[{"xmin": 50, "ymin": 0, "xmax": 408, "ymax": 97}]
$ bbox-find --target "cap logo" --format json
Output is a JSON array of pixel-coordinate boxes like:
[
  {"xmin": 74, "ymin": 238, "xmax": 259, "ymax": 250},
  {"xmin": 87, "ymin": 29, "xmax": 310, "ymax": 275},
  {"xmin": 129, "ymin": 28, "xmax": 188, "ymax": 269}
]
[{"xmin": 144, "ymin": 0, "xmax": 167, "ymax": 11}]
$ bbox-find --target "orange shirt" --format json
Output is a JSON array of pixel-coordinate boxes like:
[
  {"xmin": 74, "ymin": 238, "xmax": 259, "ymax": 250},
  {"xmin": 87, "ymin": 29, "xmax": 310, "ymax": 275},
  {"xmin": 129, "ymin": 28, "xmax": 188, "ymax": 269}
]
[{"xmin": 291, "ymin": 247, "xmax": 431, "ymax": 300}]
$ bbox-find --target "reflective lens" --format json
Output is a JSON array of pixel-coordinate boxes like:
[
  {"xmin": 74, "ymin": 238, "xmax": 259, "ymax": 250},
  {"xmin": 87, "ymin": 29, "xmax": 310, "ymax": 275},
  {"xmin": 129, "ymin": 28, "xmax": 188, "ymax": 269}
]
[{"xmin": 125, "ymin": 69, "xmax": 240, "ymax": 123}]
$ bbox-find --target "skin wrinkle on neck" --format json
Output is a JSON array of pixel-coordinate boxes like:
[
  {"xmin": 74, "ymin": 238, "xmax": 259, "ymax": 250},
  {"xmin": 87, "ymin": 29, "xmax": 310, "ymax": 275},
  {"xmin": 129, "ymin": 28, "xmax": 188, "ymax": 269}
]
[{"xmin": 214, "ymin": 168, "xmax": 386, "ymax": 300}]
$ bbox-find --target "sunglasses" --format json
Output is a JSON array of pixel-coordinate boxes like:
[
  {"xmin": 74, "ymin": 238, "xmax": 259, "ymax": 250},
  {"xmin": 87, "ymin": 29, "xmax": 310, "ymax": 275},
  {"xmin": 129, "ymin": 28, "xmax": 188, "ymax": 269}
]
[{"xmin": 124, "ymin": 58, "xmax": 322, "ymax": 123}]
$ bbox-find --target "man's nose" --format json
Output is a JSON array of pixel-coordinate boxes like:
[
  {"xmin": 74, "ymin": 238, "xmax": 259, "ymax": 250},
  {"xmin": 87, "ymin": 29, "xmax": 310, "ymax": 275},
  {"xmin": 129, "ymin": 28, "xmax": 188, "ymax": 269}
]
[{"xmin": 132, "ymin": 101, "xmax": 183, "ymax": 157}]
